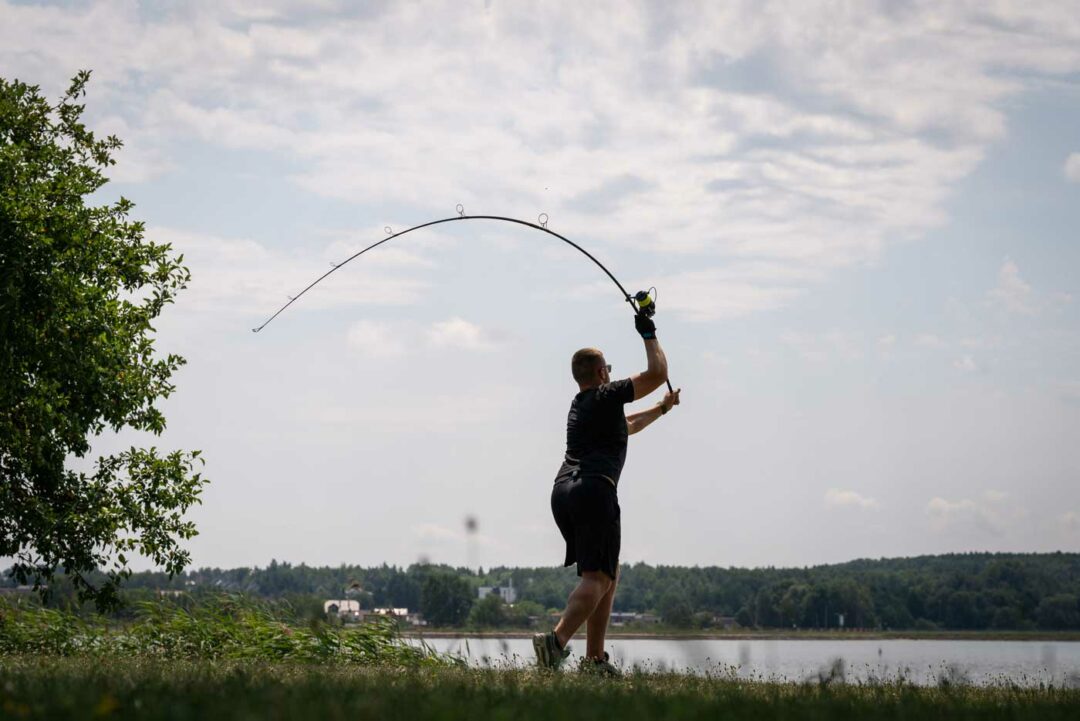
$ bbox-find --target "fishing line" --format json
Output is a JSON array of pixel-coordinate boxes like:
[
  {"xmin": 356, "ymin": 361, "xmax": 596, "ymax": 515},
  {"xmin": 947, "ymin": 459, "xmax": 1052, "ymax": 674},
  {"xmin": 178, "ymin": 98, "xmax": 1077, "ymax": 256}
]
[{"xmin": 252, "ymin": 207, "xmax": 673, "ymax": 392}]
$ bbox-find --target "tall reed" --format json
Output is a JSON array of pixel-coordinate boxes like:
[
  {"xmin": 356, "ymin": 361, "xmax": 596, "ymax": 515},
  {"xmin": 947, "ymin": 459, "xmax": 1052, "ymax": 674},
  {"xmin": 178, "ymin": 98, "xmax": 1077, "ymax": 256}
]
[{"xmin": 0, "ymin": 594, "xmax": 456, "ymax": 667}]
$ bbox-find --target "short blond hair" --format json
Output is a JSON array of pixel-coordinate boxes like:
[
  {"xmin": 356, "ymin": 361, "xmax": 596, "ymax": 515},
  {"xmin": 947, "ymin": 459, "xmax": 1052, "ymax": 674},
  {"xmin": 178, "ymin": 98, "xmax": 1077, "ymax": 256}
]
[{"xmin": 571, "ymin": 347, "xmax": 604, "ymax": 383}]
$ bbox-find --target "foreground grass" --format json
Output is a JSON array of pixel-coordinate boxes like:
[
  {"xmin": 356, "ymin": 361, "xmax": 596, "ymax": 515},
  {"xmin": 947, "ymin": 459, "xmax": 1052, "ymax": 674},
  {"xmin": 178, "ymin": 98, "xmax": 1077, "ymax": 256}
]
[
  {"xmin": 2, "ymin": 656, "xmax": 1079, "ymax": 721},
  {"xmin": 3, "ymin": 599, "xmax": 1079, "ymax": 719},
  {"xmin": 0, "ymin": 596, "xmax": 453, "ymax": 667}
]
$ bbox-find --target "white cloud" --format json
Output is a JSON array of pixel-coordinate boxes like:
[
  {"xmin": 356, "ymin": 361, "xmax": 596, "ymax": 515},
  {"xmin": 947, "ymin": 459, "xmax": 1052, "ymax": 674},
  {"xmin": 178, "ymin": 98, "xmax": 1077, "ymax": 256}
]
[
  {"xmin": 320, "ymin": 243, "xmax": 436, "ymax": 269},
  {"xmin": 824, "ymin": 488, "xmax": 880, "ymax": 510},
  {"xmin": 877, "ymin": 334, "xmax": 897, "ymax": 349},
  {"xmin": 1059, "ymin": 381, "xmax": 1080, "ymax": 405},
  {"xmin": 1064, "ymin": 153, "xmax": 1080, "ymax": 183},
  {"xmin": 5, "ymin": 2, "xmax": 1079, "ymax": 322},
  {"xmin": 346, "ymin": 320, "xmax": 407, "ymax": 358},
  {"xmin": 647, "ymin": 268, "xmax": 806, "ymax": 321},
  {"xmin": 411, "ymin": 523, "xmax": 462, "ymax": 543},
  {"xmin": 927, "ymin": 497, "xmax": 977, "ymax": 524},
  {"xmin": 926, "ymin": 494, "xmax": 1022, "ymax": 536},
  {"xmin": 989, "ymin": 257, "xmax": 1034, "ymax": 314},
  {"xmin": 959, "ymin": 337, "xmax": 999, "ymax": 350},
  {"xmin": 927, "ymin": 497, "xmax": 972, "ymax": 513},
  {"xmin": 148, "ymin": 227, "xmax": 431, "ymax": 321},
  {"xmin": 915, "ymin": 334, "xmax": 945, "ymax": 348},
  {"xmin": 411, "ymin": 522, "xmax": 504, "ymax": 551},
  {"xmin": 953, "ymin": 355, "xmax": 980, "ymax": 373},
  {"xmin": 426, "ymin": 317, "xmax": 499, "ymax": 352},
  {"xmin": 1061, "ymin": 511, "xmax": 1080, "ymax": 531},
  {"xmin": 93, "ymin": 114, "xmax": 175, "ymax": 183},
  {"xmin": 565, "ymin": 261, "xmax": 823, "ymax": 321},
  {"xmin": 781, "ymin": 331, "xmax": 862, "ymax": 363},
  {"xmin": 294, "ymin": 387, "xmax": 524, "ymax": 431},
  {"xmin": 7, "ymin": 1, "xmax": 1080, "ymax": 570}
]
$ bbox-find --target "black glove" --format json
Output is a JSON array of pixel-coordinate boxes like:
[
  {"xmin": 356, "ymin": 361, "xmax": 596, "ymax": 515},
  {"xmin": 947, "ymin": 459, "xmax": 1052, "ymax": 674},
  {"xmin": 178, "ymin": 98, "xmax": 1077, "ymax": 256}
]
[{"xmin": 635, "ymin": 313, "xmax": 656, "ymax": 340}]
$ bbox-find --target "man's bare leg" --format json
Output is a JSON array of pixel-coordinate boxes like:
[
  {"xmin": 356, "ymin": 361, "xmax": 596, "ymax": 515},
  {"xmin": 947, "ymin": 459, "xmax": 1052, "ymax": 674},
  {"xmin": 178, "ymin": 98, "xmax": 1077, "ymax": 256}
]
[
  {"xmin": 586, "ymin": 567, "xmax": 618, "ymax": 660},
  {"xmin": 553, "ymin": 571, "xmax": 612, "ymax": 650}
]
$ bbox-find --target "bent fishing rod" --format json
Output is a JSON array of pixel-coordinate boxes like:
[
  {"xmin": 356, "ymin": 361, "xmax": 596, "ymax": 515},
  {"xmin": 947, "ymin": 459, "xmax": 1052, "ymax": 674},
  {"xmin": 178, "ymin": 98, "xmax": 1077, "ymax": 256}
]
[{"xmin": 253, "ymin": 206, "xmax": 674, "ymax": 392}]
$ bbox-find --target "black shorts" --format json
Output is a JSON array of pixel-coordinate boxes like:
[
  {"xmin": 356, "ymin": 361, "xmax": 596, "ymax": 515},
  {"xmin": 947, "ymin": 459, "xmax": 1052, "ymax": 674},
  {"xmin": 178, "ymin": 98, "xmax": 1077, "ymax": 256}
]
[{"xmin": 551, "ymin": 471, "xmax": 620, "ymax": 580}]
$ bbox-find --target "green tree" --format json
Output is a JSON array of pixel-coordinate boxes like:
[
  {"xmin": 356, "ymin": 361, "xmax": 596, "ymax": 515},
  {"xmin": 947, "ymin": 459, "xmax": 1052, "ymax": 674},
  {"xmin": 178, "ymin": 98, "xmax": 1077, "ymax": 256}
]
[
  {"xmin": 505, "ymin": 599, "xmax": 546, "ymax": 627},
  {"xmin": 991, "ymin": 605, "xmax": 1023, "ymax": 630},
  {"xmin": 658, "ymin": 592, "xmax": 693, "ymax": 628},
  {"xmin": 1036, "ymin": 594, "xmax": 1080, "ymax": 630},
  {"xmin": 420, "ymin": 573, "xmax": 473, "ymax": 626},
  {"xmin": 468, "ymin": 593, "xmax": 508, "ymax": 627},
  {"xmin": 779, "ymin": 583, "xmax": 810, "ymax": 627},
  {"xmin": 943, "ymin": 590, "xmax": 985, "ymax": 630},
  {"xmin": 383, "ymin": 570, "xmax": 421, "ymax": 609},
  {"xmin": 0, "ymin": 71, "xmax": 206, "ymax": 609}
]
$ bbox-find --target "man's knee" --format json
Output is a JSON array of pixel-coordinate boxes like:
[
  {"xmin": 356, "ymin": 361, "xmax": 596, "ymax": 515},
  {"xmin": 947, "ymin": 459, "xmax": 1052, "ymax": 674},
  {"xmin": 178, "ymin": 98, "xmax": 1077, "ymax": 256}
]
[{"xmin": 582, "ymin": 570, "xmax": 614, "ymax": 596}]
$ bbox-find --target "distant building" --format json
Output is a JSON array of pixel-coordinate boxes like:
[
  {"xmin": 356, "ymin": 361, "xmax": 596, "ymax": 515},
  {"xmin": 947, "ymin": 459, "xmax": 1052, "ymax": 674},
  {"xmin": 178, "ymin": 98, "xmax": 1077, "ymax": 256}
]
[
  {"xmin": 478, "ymin": 578, "xmax": 517, "ymax": 604},
  {"xmin": 324, "ymin": 601, "xmax": 425, "ymax": 626},
  {"xmin": 369, "ymin": 607, "xmax": 425, "ymax": 626},
  {"xmin": 371, "ymin": 607, "xmax": 409, "ymax": 618},
  {"xmin": 324, "ymin": 599, "xmax": 362, "ymax": 620}
]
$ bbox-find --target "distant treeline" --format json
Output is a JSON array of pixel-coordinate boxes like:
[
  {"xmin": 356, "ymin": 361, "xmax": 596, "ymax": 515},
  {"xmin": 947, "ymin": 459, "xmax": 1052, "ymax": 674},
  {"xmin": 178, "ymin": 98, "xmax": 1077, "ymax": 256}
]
[{"xmin": 6, "ymin": 552, "xmax": 1080, "ymax": 630}]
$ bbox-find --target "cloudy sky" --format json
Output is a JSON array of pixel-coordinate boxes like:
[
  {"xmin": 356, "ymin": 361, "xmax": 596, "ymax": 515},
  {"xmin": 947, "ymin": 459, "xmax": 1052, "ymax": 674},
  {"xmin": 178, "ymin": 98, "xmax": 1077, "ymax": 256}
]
[{"xmin": 4, "ymin": 0, "xmax": 1079, "ymax": 572}]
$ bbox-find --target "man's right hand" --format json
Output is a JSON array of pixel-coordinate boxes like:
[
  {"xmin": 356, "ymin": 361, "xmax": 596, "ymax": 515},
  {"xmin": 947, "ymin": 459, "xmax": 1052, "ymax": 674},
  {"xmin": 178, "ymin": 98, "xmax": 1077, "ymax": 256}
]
[{"xmin": 634, "ymin": 313, "xmax": 656, "ymax": 340}]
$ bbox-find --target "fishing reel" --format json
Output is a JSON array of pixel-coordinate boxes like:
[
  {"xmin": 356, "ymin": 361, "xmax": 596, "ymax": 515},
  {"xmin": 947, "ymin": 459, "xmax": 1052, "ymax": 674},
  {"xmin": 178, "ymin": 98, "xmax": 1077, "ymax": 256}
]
[{"xmin": 633, "ymin": 288, "xmax": 657, "ymax": 318}]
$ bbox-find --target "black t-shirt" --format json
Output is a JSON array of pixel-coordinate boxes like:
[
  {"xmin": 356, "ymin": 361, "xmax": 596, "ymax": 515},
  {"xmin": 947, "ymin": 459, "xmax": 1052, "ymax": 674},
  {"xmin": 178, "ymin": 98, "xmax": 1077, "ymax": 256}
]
[{"xmin": 557, "ymin": 378, "xmax": 636, "ymax": 486}]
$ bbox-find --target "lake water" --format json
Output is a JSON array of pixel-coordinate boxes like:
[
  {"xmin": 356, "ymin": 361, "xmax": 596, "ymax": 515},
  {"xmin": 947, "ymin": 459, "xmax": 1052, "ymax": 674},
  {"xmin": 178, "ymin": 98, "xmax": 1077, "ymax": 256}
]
[{"xmin": 413, "ymin": 636, "xmax": 1080, "ymax": 686}]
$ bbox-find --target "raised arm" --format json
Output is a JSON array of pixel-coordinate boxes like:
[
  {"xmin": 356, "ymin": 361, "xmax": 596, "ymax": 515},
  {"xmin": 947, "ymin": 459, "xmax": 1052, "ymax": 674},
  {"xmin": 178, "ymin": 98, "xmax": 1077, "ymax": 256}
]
[{"xmin": 629, "ymin": 315, "xmax": 668, "ymax": 401}]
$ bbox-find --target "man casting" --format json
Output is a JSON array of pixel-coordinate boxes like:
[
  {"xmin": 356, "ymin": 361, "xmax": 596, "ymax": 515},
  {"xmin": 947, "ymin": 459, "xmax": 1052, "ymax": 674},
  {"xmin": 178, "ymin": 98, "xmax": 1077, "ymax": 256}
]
[{"xmin": 534, "ymin": 313, "xmax": 680, "ymax": 674}]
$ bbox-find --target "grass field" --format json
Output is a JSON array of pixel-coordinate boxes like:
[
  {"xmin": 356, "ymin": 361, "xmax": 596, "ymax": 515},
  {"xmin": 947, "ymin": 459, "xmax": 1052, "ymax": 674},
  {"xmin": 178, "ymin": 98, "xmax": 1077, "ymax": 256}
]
[
  {"xmin": 3, "ymin": 597, "xmax": 1080, "ymax": 719},
  {"xmin": 3, "ymin": 656, "xmax": 1080, "ymax": 720}
]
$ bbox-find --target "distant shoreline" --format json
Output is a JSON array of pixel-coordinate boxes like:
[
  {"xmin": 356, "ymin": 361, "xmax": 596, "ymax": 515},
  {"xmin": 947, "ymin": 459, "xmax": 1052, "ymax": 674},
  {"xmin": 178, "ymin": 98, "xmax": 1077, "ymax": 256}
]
[{"xmin": 404, "ymin": 630, "xmax": 1080, "ymax": 642}]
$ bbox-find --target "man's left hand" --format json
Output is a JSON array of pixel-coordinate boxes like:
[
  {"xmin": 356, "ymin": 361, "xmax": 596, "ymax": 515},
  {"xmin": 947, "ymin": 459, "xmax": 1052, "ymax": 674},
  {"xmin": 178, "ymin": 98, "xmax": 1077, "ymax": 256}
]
[{"xmin": 662, "ymin": 388, "xmax": 681, "ymax": 412}]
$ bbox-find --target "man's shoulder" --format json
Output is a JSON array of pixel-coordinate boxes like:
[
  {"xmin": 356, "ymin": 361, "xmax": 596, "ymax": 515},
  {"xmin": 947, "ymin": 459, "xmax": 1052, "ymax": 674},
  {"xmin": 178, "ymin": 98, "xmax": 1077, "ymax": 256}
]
[{"xmin": 596, "ymin": 378, "xmax": 634, "ymax": 402}]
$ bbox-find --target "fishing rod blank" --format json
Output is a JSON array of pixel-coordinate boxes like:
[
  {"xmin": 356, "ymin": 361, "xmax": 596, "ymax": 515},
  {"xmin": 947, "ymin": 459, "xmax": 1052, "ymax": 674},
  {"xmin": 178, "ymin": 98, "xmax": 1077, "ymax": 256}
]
[{"xmin": 252, "ymin": 209, "xmax": 673, "ymax": 392}]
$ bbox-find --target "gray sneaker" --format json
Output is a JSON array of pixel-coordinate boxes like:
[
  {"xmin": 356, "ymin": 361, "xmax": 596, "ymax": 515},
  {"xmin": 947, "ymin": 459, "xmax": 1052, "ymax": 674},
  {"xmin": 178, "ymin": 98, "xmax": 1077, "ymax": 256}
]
[
  {"xmin": 579, "ymin": 651, "xmax": 621, "ymax": 677},
  {"xmin": 532, "ymin": 631, "xmax": 570, "ymax": 670}
]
